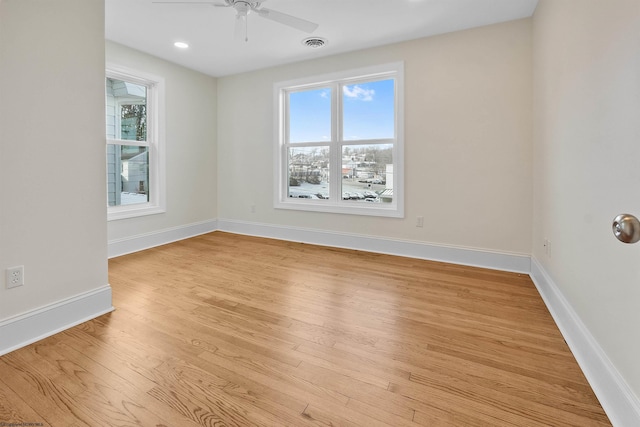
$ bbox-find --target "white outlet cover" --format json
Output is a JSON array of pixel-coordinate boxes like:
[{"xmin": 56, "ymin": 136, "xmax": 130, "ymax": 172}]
[{"xmin": 6, "ymin": 265, "xmax": 24, "ymax": 289}]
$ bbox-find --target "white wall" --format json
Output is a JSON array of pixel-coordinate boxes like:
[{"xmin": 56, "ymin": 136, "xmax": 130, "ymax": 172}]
[
  {"xmin": 0, "ymin": 0, "xmax": 108, "ymax": 320},
  {"xmin": 532, "ymin": 0, "xmax": 640, "ymax": 401},
  {"xmin": 217, "ymin": 19, "xmax": 532, "ymax": 255},
  {"xmin": 105, "ymin": 41, "xmax": 218, "ymax": 244}
]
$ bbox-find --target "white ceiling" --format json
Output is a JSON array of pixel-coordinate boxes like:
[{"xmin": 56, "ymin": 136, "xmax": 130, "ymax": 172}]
[{"xmin": 105, "ymin": 0, "xmax": 538, "ymax": 77}]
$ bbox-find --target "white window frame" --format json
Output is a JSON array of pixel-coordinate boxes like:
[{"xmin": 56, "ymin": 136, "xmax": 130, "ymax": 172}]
[
  {"xmin": 106, "ymin": 64, "xmax": 166, "ymax": 221},
  {"xmin": 273, "ymin": 62, "xmax": 404, "ymax": 218}
]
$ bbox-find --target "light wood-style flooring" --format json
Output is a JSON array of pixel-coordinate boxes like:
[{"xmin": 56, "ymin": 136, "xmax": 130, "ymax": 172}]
[{"xmin": 0, "ymin": 232, "xmax": 611, "ymax": 426}]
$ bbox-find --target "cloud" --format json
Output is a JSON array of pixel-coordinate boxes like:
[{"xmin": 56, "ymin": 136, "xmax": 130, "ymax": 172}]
[{"xmin": 343, "ymin": 85, "xmax": 375, "ymax": 101}]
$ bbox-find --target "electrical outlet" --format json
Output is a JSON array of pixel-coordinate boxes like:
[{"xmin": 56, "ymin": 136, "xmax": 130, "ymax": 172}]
[
  {"xmin": 6, "ymin": 265, "xmax": 24, "ymax": 289},
  {"xmin": 416, "ymin": 216, "xmax": 424, "ymax": 228}
]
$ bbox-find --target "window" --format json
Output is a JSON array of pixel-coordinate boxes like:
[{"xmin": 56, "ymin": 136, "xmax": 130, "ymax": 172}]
[
  {"xmin": 274, "ymin": 63, "xmax": 404, "ymax": 217},
  {"xmin": 106, "ymin": 65, "xmax": 165, "ymax": 220}
]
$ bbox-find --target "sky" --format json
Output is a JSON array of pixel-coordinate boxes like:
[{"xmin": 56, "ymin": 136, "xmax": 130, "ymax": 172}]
[{"xmin": 288, "ymin": 78, "xmax": 395, "ymax": 143}]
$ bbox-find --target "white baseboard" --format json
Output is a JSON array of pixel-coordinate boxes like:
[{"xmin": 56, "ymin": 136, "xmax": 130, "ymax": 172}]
[
  {"xmin": 108, "ymin": 219, "xmax": 218, "ymax": 258},
  {"xmin": 0, "ymin": 285, "xmax": 114, "ymax": 356},
  {"xmin": 217, "ymin": 219, "xmax": 531, "ymax": 273},
  {"xmin": 530, "ymin": 257, "xmax": 640, "ymax": 427}
]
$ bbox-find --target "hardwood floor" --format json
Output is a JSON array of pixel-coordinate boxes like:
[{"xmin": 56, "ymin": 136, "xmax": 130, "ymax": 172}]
[{"xmin": 0, "ymin": 232, "xmax": 611, "ymax": 426}]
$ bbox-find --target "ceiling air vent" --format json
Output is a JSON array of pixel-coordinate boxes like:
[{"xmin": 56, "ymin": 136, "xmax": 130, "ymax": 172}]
[{"xmin": 302, "ymin": 37, "xmax": 327, "ymax": 49}]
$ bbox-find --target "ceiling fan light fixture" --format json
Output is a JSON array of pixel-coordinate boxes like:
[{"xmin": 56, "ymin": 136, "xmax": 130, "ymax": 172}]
[{"xmin": 302, "ymin": 37, "xmax": 327, "ymax": 49}]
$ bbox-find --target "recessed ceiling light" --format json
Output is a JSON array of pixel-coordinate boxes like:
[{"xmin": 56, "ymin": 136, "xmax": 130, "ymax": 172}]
[
  {"xmin": 302, "ymin": 37, "xmax": 327, "ymax": 49},
  {"xmin": 174, "ymin": 41, "xmax": 189, "ymax": 49}
]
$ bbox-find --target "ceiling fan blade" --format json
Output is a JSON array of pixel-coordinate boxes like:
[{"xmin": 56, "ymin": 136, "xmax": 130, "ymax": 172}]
[
  {"xmin": 256, "ymin": 7, "xmax": 318, "ymax": 33},
  {"xmin": 235, "ymin": 13, "xmax": 248, "ymax": 42}
]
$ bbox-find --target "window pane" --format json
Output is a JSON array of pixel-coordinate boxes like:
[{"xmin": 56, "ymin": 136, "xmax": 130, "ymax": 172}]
[
  {"xmin": 120, "ymin": 104, "xmax": 147, "ymax": 141},
  {"xmin": 106, "ymin": 78, "xmax": 147, "ymax": 141},
  {"xmin": 107, "ymin": 144, "xmax": 149, "ymax": 206},
  {"xmin": 288, "ymin": 146, "xmax": 330, "ymax": 200},
  {"xmin": 341, "ymin": 144, "xmax": 393, "ymax": 203},
  {"xmin": 342, "ymin": 79, "xmax": 394, "ymax": 141},
  {"xmin": 288, "ymin": 88, "xmax": 331, "ymax": 143}
]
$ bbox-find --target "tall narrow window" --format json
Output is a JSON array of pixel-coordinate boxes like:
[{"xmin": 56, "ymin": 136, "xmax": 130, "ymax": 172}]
[
  {"xmin": 274, "ymin": 63, "xmax": 404, "ymax": 217},
  {"xmin": 106, "ymin": 66, "xmax": 165, "ymax": 220}
]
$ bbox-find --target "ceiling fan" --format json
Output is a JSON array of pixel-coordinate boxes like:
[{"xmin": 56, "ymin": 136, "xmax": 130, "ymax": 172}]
[{"xmin": 153, "ymin": 0, "xmax": 319, "ymax": 42}]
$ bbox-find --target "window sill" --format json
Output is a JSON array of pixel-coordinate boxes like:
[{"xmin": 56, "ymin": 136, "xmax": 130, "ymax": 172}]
[
  {"xmin": 275, "ymin": 199, "xmax": 403, "ymax": 218},
  {"xmin": 107, "ymin": 204, "xmax": 165, "ymax": 221}
]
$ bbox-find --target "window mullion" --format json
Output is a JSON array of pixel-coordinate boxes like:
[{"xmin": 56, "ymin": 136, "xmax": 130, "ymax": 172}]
[{"xmin": 331, "ymin": 82, "xmax": 341, "ymax": 203}]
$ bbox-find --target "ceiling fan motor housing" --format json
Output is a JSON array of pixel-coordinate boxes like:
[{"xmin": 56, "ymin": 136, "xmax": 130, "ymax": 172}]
[{"xmin": 229, "ymin": 0, "xmax": 263, "ymax": 13}]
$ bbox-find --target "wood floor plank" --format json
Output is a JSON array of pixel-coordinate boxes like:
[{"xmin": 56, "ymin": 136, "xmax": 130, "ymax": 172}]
[
  {"xmin": 0, "ymin": 231, "xmax": 611, "ymax": 426},
  {"xmin": 31, "ymin": 338, "xmax": 203, "ymax": 427},
  {"xmin": 0, "ymin": 353, "xmax": 100, "ymax": 427},
  {"xmin": 0, "ymin": 377, "xmax": 53, "ymax": 427},
  {"xmin": 391, "ymin": 374, "xmax": 610, "ymax": 427},
  {"xmin": 344, "ymin": 397, "xmax": 420, "ymax": 427},
  {"xmin": 301, "ymin": 401, "xmax": 389, "ymax": 427},
  {"xmin": 197, "ymin": 344, "xmax": 352, "ymax": 408}
]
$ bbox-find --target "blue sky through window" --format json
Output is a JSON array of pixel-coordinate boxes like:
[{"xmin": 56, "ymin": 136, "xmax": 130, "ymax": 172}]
[
  {"xmin": 343, "ymin": 79, "xmax": 395, "ymax": 140},
  {"xmin": 289, "ymin": 88, "xmax": 331, "ymax": 143},
  {"xmin": 289, "ymin": 78, "xmax": 395, "ymax": 143}
]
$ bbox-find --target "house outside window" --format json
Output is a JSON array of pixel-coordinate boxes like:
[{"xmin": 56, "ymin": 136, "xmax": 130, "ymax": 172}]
[
  {"xmin": 274, "ymin": 62, "xmax": 404, "ymax": 217},
  {"xmin": 106, "ymin": 65, "xmax": 165, "ymax": 220}
]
